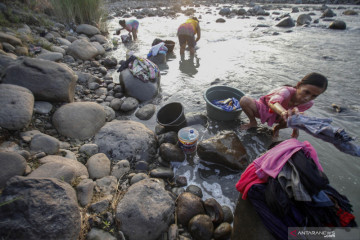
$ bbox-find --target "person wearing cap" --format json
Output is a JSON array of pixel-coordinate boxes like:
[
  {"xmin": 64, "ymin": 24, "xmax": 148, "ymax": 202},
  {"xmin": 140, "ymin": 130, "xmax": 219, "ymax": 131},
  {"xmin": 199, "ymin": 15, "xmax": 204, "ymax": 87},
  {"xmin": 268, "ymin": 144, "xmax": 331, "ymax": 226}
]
[
  {"xmin": 117, "ymin": 19, "xmax": 139, "ymax": 41},
  {"xmin": 177, "ymin": 17, "xmax": 201, "ymax": 55}
]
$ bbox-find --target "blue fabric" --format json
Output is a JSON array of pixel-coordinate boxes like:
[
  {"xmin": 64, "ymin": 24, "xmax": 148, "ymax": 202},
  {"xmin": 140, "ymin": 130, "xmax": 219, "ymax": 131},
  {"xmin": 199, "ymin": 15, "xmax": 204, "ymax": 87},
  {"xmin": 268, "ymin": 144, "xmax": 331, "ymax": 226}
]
[
  {"xmin": 287, "ymin": 115, "xmax": 360, "ymax": 157},
  {"xmin": 211, "ymin": 97, "xmax": 241, "ymax": 112},
  {"xmin": 311, "ymin": 190, "xmax": 333, "ymax": 207}
]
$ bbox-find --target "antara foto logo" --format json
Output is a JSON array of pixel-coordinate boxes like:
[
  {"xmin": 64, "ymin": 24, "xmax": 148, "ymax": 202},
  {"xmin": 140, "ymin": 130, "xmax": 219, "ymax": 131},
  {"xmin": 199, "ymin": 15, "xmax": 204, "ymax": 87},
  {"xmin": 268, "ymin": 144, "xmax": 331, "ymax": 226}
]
[{"xmin": 290, "ymin": 230, "xmax": 297, "ymax": 237}]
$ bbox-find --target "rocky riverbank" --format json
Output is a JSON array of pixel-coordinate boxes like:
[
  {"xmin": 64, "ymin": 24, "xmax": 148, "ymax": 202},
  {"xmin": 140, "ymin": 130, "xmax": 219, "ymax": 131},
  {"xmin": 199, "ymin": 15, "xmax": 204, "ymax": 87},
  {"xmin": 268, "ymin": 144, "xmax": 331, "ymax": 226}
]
[{"xmin": 0, "ymin": 1, "xmax": 359, "ymax": 240}]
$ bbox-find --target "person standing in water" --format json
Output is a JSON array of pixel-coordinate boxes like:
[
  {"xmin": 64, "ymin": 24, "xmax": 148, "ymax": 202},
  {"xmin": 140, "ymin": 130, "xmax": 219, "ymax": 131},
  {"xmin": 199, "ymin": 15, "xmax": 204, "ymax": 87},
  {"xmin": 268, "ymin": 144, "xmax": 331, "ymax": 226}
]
[
  {"xmin": 118, "ymin": 19, "xmax": 139, "ymax": 41},
  {"xmin": 177, "ymin": 17, "xmax": 201, "ymax": 56},
  {"xmin": 240, "ymin": 72, "xmax": 328, "ymax": 138}
]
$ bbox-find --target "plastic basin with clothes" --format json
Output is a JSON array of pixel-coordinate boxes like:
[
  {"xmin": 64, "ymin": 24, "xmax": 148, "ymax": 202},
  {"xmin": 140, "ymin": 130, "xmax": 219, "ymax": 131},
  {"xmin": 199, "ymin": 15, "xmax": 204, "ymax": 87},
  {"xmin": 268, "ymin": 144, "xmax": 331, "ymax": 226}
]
[
  {"xmin": 157, "ymin": 102, "xmax": 186, "ymax": 132},
  {"xmin": 203, "ymin": 85, "xmax": 245, "ymax": 121}
]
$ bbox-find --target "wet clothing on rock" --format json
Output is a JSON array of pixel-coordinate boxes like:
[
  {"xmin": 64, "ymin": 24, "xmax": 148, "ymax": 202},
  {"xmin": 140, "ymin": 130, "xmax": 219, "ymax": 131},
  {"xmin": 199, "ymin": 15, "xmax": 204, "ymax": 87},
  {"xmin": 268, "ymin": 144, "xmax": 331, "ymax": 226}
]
[
  {"xmin": 287, "ymin": 114, "xmax": 360, "ymax": 157},
  {"xmin": 117, "ymin": 55, "xmax": 160, "ymax": 83},
  {"xmin": 236, "ymin": 139, "xmax": 357, "ymax": 240},
  {"xmin": 255, "ymin": 86, "xmax": 313, "ymax": 127}
]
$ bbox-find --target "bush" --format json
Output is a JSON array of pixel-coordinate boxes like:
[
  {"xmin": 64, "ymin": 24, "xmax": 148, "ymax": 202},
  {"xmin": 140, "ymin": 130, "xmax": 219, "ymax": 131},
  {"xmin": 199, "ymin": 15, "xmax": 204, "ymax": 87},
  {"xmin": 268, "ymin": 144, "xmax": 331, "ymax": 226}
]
[{"xmin": 49, "ymin": 0, "xmax": 107, "ymax": 31}]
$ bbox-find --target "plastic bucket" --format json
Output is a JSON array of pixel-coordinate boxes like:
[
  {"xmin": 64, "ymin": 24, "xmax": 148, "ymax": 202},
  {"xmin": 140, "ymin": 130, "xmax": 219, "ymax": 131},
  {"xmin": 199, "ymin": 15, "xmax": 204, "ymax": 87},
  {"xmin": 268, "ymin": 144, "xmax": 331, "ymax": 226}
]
[
  {"xmin": 178, "ymin": 127, "xmax": 199, "ymax": 154},
  {"xmin": 157, "ymin": 102, "xmax": 186, "ymax": 132},
  {"xmin": 203, "ymin": 85, "xmax": 245, "ymax": 121}
]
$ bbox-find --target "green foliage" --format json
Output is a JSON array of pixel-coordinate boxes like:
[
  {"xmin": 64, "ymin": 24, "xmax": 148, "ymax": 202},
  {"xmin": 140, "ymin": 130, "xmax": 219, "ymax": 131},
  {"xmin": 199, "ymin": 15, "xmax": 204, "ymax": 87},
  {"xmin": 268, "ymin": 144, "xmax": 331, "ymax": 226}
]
[
  {"xmin": 0, "ymin": 13, "xmax": 11, "ymax": 27},
  {"xmin": 50, "ymin": 0, "xmax": 108, "ymax": 31}
]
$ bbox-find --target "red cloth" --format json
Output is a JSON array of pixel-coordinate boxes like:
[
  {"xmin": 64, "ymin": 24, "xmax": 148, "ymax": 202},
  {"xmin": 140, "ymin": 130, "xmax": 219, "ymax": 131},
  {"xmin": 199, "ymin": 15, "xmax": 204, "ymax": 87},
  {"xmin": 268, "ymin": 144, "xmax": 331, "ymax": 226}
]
[
  {"xmin": 235, "ymin": 163, "xmax": 266, "ymax": 200},
  {"xmin": 337, "ymin": 208, "xmax": 355, "ymax": 227}
]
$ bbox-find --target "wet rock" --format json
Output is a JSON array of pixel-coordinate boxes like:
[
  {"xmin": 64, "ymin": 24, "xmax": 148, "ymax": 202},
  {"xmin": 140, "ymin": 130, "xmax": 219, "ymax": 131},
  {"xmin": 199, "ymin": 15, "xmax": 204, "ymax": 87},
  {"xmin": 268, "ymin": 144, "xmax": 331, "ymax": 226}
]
[
  {"xmin": 222, "ymin": 205, "xmax": 234, "ymax": 224},
  {"xmin": 185, "ymin": 112, "xmax": 208, "ymax": 126},
  {"xmin": 175, "ymin": 176, "xmax": 188, "ymax": 187},
  {"xmin": 120, "ymin": 68, "xmax": 160, "ymax": 102},
  {"xmin": 0, "ymin": 84, "xmax": 34, "ymax": 130},
  {"xmin": 197, "ymin": 131, "xmax": 248, "ymax": 170},
  {"xmin": 0, "ymin": 152, "xmax": 27, "ymax": 188},
  {"xmin": 186, "ymin": 185, "xmax": 203, "ymax": 198},
  {"xmin": 53, "ymin": 102, "xmax": 106, "ymax": 140},
  {"xmin": 204, "ymin": 198, "xmax": 224, "ymax": 225},
  {"xmin": 102, "ymin": 56, "xmax": 117, "ymax": 69},
  {"xmin": 331, "ymin": 103, "xmax": 343, "ymax": 113},
  {"xmin": 321, "ymin": 8, "xmax": 336, "ymax": 18},
  {"xmin": 329, "ymin": 20, "xmax": 346, "ymax": 30},
  {"xmin": 219, "ymin": 8, "xmax": 230, "ymax": 16},
  {"xmin": 176, "ymin": 192, "xmax": 205, "ymax": 227},
  {"xmin": 111, "ymin": 159, "xmax": 130, "ymax": 179},
  {"xmin": 39, "ymin": 155, "xmax": 89, "ymax": 177},
  {"xmin": 76, "ymin": 178, "xmax": 95, "ymax": 207},
  {"xmin": 159, "ymin": 143, "xmax": 185, "ymax": 162},
  {"xmin": 2, "ymin": 57, "xmax": 77, "ymax": 102},
  {"xmin": 30, "ymin": 133, "xmax": 60, "ymax": 155},
  {"xmin": 276, "ymin": 17, "xmax": 295, "ymax": 27},
  {"xmin": 0, "ymin": 176, "xmax": 81, "ymax": 240},
  {"xmin": 29, "ymin": 162, "xmax": 76, "ymax": 183},
  {"xmin": 135, "ymin": 103, "xmax": 156, "ymax": 120},
  {"xmin": 120, "ymin": 97, "xmax": 139, "ymax": 112},
  {"xmin": 213, "ymin": 222, "xmax": 232, "ymax": 240},
  {"xmin": 172, "ymin": 187, "xmax": 185, "ymax": 197},
  {"xmin": 116, "ymin": 178, "xmax": 175, "ymax": 240},
  {"xmin": 150, "ymin": 166, "xmax": 174, "ymax": 179},
  {"xmin": 297, "ymin": 14, "xmax": 312, "ymax": 26},
  {"xmin": 86, "ymin": 153, "xmax": 111, "ymax": 180},
  {"xmin": 343, "ymin": 10, "xmax": 358, "ymax": 15},
  {"xmin": 110, "ymin": 98, "xmax": 123, "ymax": 111},
  {"xmin": 95, "ymin": 120, "xmax": 157, "ymax": 163},
  {"xmin": 216, "ymin": 18, "xmax": 226, "ymax": 23},
  {"xmin": 188, "ymin": 214, "xmax": 214, "ymax": 240}
]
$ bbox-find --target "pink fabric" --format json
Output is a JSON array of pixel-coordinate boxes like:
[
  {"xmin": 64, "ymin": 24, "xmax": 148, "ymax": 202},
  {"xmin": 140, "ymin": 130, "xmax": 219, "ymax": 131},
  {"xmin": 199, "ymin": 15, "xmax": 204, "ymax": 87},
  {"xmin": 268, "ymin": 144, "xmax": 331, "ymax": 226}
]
[
  {"xmin": 235, "ymin": 138, "xmax": 323, "ymax": 199},
  {"xmin": 254, "ymin": 138, "xmax": 323, "ymax": 179},
  {"xmin": 256, "ymin": 86, "xmax": 313, "ymax": 127},
  {"xmin": 235, "ymin": 163, "xmax": 266, "ymax": 199}
]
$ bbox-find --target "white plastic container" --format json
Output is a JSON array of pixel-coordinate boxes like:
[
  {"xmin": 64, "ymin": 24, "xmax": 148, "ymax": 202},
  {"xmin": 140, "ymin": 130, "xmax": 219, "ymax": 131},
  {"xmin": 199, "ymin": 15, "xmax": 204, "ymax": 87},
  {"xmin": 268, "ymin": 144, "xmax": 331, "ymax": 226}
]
[{"xmin": 178, "ymin": 127, "xmax": 199, "ymax": 154}]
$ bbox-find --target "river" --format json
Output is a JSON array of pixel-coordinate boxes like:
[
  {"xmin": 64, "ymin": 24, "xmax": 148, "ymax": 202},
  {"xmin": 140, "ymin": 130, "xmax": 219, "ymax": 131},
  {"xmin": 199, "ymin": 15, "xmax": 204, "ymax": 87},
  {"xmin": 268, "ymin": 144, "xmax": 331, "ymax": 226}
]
[{"xmin": 105, "ymin": 3, "xmax": 360, "ymax": 222}]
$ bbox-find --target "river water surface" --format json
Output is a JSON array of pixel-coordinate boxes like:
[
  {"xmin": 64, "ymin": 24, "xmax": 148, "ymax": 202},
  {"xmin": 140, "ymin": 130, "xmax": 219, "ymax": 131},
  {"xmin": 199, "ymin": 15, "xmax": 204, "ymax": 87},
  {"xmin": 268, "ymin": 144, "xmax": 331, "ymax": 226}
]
[{"xmin": 106, "ymin": 3, "xmax": 360, "ymax": 220}]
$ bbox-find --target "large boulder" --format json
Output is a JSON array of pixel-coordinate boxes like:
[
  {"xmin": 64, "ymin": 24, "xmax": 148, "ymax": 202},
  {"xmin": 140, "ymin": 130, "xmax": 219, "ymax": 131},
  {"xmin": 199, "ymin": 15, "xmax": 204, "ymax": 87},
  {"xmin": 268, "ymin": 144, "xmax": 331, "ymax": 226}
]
[
  {"xmin": 197, "ymin": 131, "xmax": 248, "ymax": 170},
  {"xmin": 297, "ymin": 14, "xmax": 312, "ymax": 26},
  {"xmin": 116, "ymin": 178, "xmax": 175, "ymax": 240},
  {"xmin": 329, "ymin": 20, "xmax": 346, "ymax": 30},
  {"xmin": 0, "ymin": 152, "xmax": 27, "ymax": 188},
  {"xmin": 0, "ymin": 176, "xmax": 81, "ymax": 240},
  {"xmin": 276, "ymin": 17, "xmax": 295, "ymax": 28},
  {"xmin": 1, "ymin": 57, "xmax": 77, "ymax": 102},
  {"xmin": 67, "ymin": 39, "xmax": 104, "ymax": 61},
  {"xmin": 0, "ymin": 84, "xmax": 34, "ymax": 130},
  {"xmin": 76, "ymin": 24, "xmax": 101, "ymax": 37},
  {"xmin": 52, "ymin": 102, "xmax": 106, "ymax": 140},
  {"xmin": 94, "ymin": 120, "xmax": 157, "ymax": 163},
  {"xmin": 120, "ymin": 68, "xmax": 160, "ymax": 102}
]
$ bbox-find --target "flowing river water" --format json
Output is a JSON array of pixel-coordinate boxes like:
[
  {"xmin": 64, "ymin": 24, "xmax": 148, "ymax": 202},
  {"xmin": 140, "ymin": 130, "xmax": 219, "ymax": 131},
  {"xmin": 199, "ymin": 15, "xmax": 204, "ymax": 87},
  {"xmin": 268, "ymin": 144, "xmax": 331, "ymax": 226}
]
[{"xmin": 105, "ymin": 3, "xmax": 360, "ymax": 221}]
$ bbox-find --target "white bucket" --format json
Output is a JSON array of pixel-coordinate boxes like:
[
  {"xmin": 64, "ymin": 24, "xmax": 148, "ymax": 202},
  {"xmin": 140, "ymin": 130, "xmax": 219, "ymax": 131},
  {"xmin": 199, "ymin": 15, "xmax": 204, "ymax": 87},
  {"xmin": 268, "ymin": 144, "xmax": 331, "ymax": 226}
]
[{"xmin": 178, "ymin": 127, "xmax": 199, "ymax": 154}]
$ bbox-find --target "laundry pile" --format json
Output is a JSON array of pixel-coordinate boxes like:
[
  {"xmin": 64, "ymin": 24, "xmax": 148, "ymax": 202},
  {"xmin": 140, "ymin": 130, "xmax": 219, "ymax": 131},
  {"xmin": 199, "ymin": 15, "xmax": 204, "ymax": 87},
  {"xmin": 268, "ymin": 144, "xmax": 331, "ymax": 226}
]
[{"xmin": 236, "ymin": 139, "xmax": 357, "ymax": 240}]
